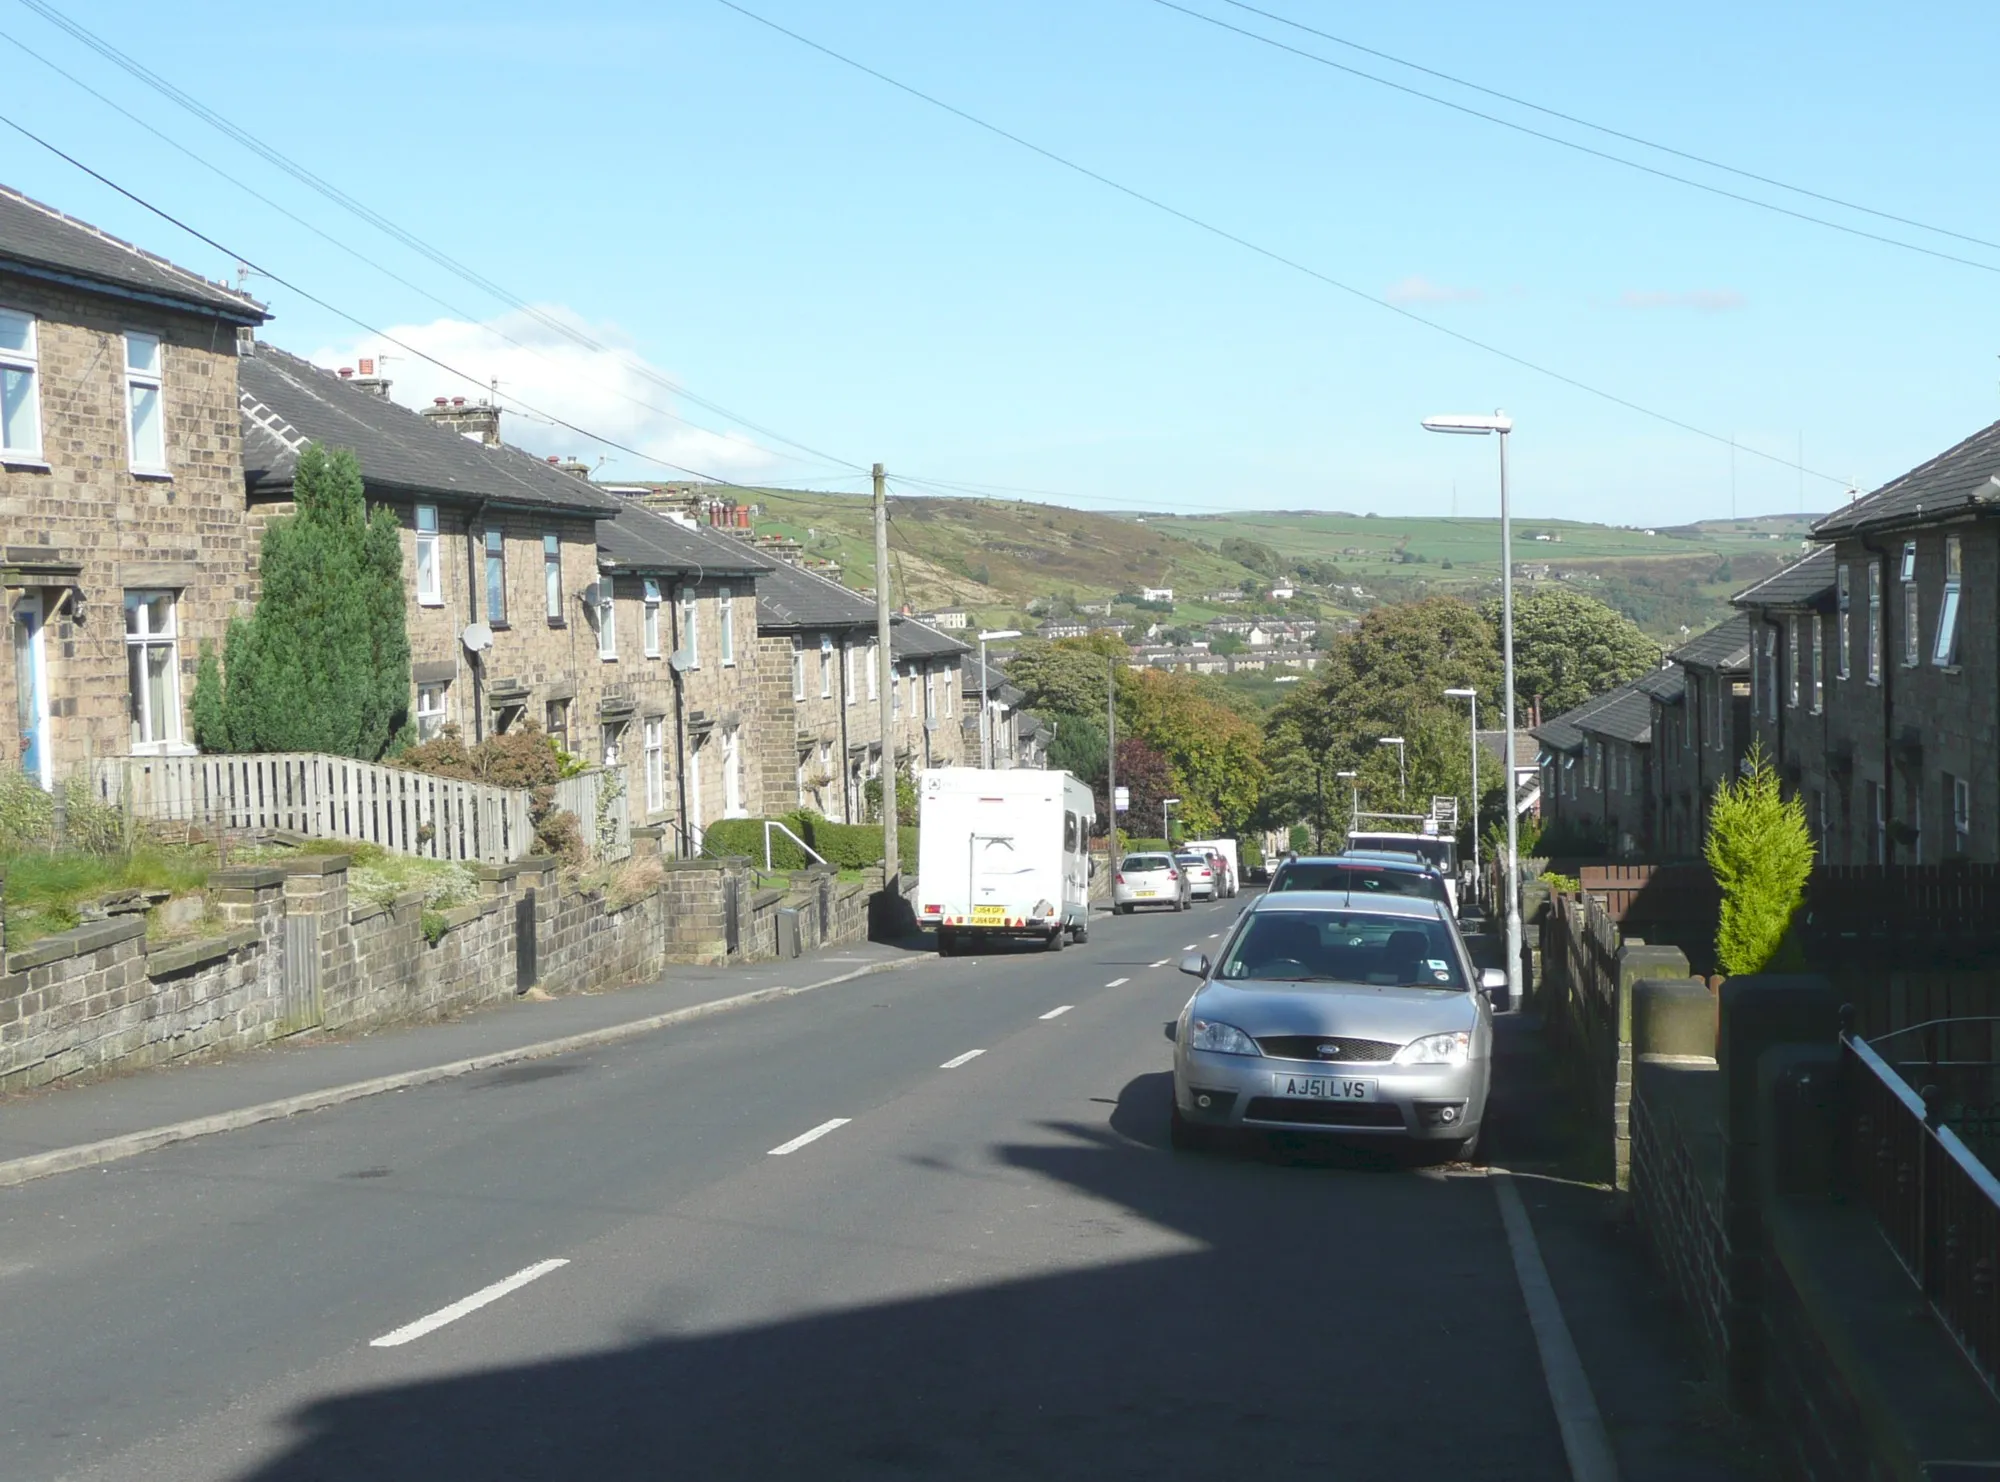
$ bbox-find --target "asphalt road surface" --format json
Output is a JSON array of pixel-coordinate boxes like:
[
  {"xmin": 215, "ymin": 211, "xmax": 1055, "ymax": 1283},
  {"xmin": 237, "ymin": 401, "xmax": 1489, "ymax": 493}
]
[{"xmin": 5, "ymin": 896, "xmax": 1598, "ymax": 1481}]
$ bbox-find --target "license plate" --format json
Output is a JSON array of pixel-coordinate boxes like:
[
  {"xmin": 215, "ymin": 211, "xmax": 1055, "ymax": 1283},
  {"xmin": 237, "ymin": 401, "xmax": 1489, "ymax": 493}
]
[
  {"xmin": 971, "ymin": 906, "xmax": 1006, "ymax": 924},
  {"xmin": 1135, "ymin": 890, "xmax": 1157, "ymax": 898},
  {"xmin": 1272, "ymin": 1073, "xmax": 1376, "ymax": 1101}
]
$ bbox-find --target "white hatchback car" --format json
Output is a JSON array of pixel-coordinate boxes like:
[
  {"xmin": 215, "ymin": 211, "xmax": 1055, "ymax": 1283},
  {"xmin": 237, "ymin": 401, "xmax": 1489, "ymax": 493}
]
[
  {"xmin": 1113, "ymin": 853, "xmax": 1191, "ymax": 913},
  {"xmin": 1174, "ymin": 851, "xmax": 1219, "ymax": 901}
]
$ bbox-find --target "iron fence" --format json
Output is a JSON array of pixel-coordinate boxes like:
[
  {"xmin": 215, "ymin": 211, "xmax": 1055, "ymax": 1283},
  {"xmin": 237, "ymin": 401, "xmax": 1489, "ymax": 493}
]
[{"xmin": 1839, "ymin": 1023, "xmax": 2000, "ymax": 1400}]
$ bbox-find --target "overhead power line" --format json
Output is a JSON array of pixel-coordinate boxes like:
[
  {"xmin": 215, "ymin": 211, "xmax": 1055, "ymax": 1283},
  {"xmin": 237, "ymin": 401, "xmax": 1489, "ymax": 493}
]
[
  {"xmin": 1214, "ymin": 0, "xmax": 2000, "ymax": 256},
  {"xmin": 1144, "ymin": 0, "xmax": 2000, "ymax": 277},
  {"xmin": 7, "ymin": 0, "xmax": 873, "ymax": 477},
  {"xmin": 0, "ymin": 112, "xmax": 847, "ymax": 494},
  {"xmin": 712, "ymin": 0, "xmax": 1852, "ymax": 486}
]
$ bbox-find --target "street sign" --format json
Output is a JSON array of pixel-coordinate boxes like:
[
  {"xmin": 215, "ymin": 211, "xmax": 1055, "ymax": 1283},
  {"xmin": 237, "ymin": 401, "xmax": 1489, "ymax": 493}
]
[
  {"xmin": 1430, "ymin": 796, "xmax": 1458, "ymax": 826},
  {"xmin": 1113, "ymin": 786, "xmax": 1130, "ymax": 812}
]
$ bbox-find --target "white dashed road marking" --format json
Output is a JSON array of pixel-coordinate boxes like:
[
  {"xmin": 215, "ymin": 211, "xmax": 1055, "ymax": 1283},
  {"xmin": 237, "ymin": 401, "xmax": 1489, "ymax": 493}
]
[
  {"xmin": 1206, "ymin": 933, "xmax": 1219, "ymax": 940},
  {"xmin": 370, "ymin": 1259, "xmax": 569, "ymax": 1349},
  {"xmin": 767, "ymin": 1118, "xmax": 851, "ymax": 1156},
  {"xmin": 1150, "ymin": 958, "xmax": 1169, "ymax": 968},
  {"xmin": 939, "ymin": 1049, "xmax": 985, "ymax": 1069},
  {"xmin": 1104, "ymin": 977, "xmax": 1129, "ymax": 988},
  {"xmin": 1039, "ymin": 1005, "xmax": 1074, "ymax": 1021}
]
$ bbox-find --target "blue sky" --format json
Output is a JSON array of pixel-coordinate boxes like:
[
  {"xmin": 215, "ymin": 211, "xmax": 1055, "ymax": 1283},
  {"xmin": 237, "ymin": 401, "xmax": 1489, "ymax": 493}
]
[{"xmin": 5, "ymin": 0, "xmax": 1998, "ymax": 524}]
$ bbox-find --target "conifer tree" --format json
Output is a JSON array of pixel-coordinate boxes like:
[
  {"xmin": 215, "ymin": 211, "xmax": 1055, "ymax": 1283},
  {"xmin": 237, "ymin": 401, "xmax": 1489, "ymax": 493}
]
[
  {"xmin": 208, "ymin": 444, "xmax": 411, "ymax": 759},
  {"xmin": 1704, "ymin": 744, "xmax": 1815, "ymax": 975}
]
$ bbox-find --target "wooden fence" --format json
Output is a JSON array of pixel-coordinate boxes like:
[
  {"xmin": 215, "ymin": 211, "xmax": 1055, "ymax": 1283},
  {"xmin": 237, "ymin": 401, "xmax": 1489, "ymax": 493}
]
[
  {"xmin": 552, "ymin": 769, "xmax": 630, "ymax": 863},
  {"xmin": 94, "ymin": 753, "xmax": 535, "ymax": 865}
]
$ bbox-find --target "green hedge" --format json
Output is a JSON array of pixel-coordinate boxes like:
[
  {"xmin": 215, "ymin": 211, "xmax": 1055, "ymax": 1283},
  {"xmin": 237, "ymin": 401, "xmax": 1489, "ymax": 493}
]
[{"xmin": 703, "ymin": 814, "xmax": 916, "ymax": 872}]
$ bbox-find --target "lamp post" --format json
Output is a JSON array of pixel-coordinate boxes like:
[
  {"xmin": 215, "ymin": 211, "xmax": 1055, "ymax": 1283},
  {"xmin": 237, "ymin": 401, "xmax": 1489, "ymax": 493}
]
[
  {"xmin": 1162, "ymin": 796, "xmax": 1181, "ymax": 849},
  {"xmin": 977, "ymin": 629, "xmax": 1021, "ymax": 769},
  {"xmin": 1424, "ymin": 411, "xmax": 1520, "ymax": 1003},
  {"xmin": 1336, "ymin": 770, "xmax": 1358, "ymax": 839},
  {"xmin": 1444, "ymin": 687, "xmax": 1480, "ymax": 896},
  {"xmin": 1377, "ymin": 736, "xmax": 1406, "ymax": 801}
]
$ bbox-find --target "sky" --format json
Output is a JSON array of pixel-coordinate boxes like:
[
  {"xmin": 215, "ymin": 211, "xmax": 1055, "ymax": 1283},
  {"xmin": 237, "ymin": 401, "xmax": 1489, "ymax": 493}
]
[{"xmin": 4, "ymin": 0, "xmax": 1998, "ymax": 525}]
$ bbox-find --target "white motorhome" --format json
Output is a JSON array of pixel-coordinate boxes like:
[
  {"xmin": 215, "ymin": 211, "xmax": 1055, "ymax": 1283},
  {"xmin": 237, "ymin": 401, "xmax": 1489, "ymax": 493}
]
[{"xmin": 917, "ymin": 768, "xmax": 1096, "ymax": 954}]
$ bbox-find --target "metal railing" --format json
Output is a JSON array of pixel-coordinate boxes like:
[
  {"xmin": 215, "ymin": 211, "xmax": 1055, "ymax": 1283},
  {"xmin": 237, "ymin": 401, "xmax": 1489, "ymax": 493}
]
[{"xmin": 1840, "ymin": 1022, "xmax": 2000, "ymax": 1399}]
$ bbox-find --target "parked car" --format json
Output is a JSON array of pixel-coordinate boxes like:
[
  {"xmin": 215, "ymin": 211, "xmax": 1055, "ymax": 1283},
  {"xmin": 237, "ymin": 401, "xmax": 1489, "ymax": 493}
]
[
  {"xmin": 1184, "ymin": 838, "xmax": 1241, "ymax": 898},
  {"xmin": 1173, "ymin": 850, "xmax": 1219, "ymax": 900},
  {"xmin": 1165, "ymin": 892, "xmax": 1504, "ymax": 1160},
  {"xmin": 1197, "ymin": 846, "xmax": 1237, "ymax": 899},
  {"xmin": 1113, "ymin": 852, "xmax": 1191, "ymax": 913},
  {"xmin": 1268, "ymin": 854, "xmax": 1450, "ymax": 910}
]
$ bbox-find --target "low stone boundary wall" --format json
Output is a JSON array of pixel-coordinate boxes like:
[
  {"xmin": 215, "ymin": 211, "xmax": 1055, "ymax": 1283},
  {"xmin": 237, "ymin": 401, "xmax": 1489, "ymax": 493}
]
[{"xmin": 1, "ymin": 852, "xmax": 907, "ymax": 1096}]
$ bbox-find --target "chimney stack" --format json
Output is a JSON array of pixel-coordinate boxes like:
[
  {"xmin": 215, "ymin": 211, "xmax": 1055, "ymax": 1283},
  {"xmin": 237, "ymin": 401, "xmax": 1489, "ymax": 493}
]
[{"xmin": 420, "ymin": 395, "xmax": 503, "ymax": 446}]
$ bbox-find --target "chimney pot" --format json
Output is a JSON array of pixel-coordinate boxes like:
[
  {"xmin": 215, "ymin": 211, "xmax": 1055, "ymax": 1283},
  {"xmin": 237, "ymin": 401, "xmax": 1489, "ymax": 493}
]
[
  {"xmin": 434, "ymin": 397, "xmax": 449, "ymax": 406},
  {"xmin": 338, "ymin": 367, "xmax": 353, "ymax": 378},
  {"xmin": 452, "ymin": 396, "xmax": 465, "ymax": 406},
  {"xmin": 547, "ymin": 456, "xmax": 560, "ymax": 464}
]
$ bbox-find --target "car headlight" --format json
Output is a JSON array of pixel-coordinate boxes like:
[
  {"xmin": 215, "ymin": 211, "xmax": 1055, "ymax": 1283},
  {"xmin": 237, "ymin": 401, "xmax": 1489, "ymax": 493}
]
[
  {"xmin": 1393, "ymin": 1031, "xmax": 1471, "ymax": 1066},
  {"xmin": 1187, "ymin": 1019, "xmax": 1261, "ymax": 1056}
]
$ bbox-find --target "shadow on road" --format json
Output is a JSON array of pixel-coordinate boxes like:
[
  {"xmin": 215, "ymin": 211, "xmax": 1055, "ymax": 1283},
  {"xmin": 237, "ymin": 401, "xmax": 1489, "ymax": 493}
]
[{"xmin": 231, "ymin": 1075, "xmax": 1562, "ymax": 1482}]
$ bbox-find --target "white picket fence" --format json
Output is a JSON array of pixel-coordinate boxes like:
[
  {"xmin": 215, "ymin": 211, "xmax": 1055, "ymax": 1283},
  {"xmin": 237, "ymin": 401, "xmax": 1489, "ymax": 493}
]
[
  {"xmin": 93, "ymin": 753, "xmax": 538, "ymax": 864},
  {"xmin": 552, "ymin": 768, "xmax": 631, "ymax": 862}
]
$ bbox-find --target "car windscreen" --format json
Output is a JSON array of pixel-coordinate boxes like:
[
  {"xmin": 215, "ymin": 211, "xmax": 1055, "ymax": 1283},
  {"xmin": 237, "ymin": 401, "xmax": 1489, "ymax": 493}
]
[
  {"xmin": 1214, "ymin": 909, "xmax": 1465, "ymax": 989},
  {"xmin": 1121, "ymin": 855, "xmax": 1172, "ymax": 872},
  {"xmin": 1271, "ymin": 863, "xmax": 1446, "ymax": 902}
]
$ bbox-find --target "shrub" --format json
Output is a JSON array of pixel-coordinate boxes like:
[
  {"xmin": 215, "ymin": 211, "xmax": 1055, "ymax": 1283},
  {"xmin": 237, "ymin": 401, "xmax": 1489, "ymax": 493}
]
[
  {"xmin": 395, "ymin": 723, "xmax": 584, "ymax": 864},
  {"xmin": 702, "ymin": 817, "xmax": 811, "ymax": 869},
  {"xmin": 1704, "ymin": 744, "xmax": 1814, "ymax": 976},
  {"xmin": 1540, "ymin": 872, "xmax": 1581, "ymax": 893}
]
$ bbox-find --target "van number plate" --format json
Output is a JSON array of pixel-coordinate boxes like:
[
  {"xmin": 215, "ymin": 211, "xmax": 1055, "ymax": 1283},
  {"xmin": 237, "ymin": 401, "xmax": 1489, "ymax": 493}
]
[{"xmin": 971, "ymin": 906, "xmax": 1006, "ymax": 924}]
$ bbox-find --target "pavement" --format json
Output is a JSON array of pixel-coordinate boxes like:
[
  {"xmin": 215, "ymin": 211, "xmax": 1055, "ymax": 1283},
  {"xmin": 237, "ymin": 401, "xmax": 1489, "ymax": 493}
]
[{"xmin": 0, "ymin": 896, "xmax": 1770, "ymax": 1481}]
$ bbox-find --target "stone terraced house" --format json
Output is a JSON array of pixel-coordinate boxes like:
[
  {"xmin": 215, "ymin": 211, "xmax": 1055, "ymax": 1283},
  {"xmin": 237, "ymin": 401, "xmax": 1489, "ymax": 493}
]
[
  {"xmin": 753, "ymin": 555, "xmax": 884, "ymax": 822},
  {"xmin": 2, "ymin": 185, "xmax": 268, "ymax": 786}
]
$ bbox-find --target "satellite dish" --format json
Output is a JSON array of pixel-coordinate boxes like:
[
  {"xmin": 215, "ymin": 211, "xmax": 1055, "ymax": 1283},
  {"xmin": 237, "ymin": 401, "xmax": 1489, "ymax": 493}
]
[
  {"xmin": 460, "ymin": 623, "xmax": 494, "ymax": 653},
  {"xmin": 581, "ymin": 581, "xmax": 602, "ymax": 608},
  {"xmin": 669, "ymin": 649, "xmax": 693, "ymax": 673}
]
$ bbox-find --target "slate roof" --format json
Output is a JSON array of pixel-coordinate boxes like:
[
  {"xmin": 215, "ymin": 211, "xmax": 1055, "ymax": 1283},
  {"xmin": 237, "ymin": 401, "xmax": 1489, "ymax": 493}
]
[
  {"xmin": 1731, "ymin": 546, "xmax": 1836, "ymax": 610},
  {"xmin": 240, "ymin": 343, "xmax": 619, "ymax": 515},
  {"xmin": 963, "ymin": 656, "xmax": 1024, "ymax": 707},
  {"xmin": 598, "ymin": 498, "xmax": 772, "ymax": 578},
  {"xmin": 1532, "ymin": 687, "xmax": 1628, "ymax": 753},
  {"xmin": 891, "ymin": 615, "xmax": 971, "ymax": 662},
  {"xmin": 1631, "ymin": 664, "xmax": 1687, "ymax": 704},
  {"xmin": 754, "ymin": 558, "xmax": 876, "ymax": 631},
  {"xmin": 1476, "ymin": 729, "xmax": 1540, "ymax": 771},
  {"xmin": 1574, "ymin": 682, "xmax": 1654, "ymax": 745},
  {"xmin": 1669, "ymin": 613, "xmax": 1751, "ymax": 673},
  {"xmin": 0, "ymin": 184, "xmax": 266, "ymax": 323},
  {"xmin": 1814, "ymin": 418, "xmax": 2000, "ymax": 538}
]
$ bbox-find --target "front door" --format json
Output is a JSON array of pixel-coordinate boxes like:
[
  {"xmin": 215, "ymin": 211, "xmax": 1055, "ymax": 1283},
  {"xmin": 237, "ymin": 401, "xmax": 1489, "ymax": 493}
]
[{"xmin": 12, "ymin": 591, "xmax": 49, "ymax": 789}]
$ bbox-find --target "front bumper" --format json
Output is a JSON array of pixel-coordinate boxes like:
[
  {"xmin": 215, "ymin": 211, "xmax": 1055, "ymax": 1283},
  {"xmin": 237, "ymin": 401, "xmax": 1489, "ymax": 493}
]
[{"xmin": 1173, "ymin": 1048, "xmax": 1486, "ymax": 1140}]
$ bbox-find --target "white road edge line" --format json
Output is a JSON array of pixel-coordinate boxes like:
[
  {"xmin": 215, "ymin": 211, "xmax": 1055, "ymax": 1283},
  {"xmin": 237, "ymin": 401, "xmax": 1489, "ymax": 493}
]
[
  {"xmin": 767, "ymin": 1118, "xmax": 852, "ymax": 1156},
  {"xmin": 939, "ymin": 1049, "xmax": 985, "ymax": 1069},
  {"xmin": 1039, "ymin": 1005, "xmax": 1074, "ymax": 1020},
  {"xmin": 1104, "ymin": 977, "xmax": 1130, "ymax": 988},
  {"xmin": 370, "ymin": 1259, "xmax": 569, "ymax": 1349},
  {"xmin": 1149, "ymin": 958, "xmax": 1170, "ymax": 968},
  {"xmin": 1491, "ymin": 1174, "xmax": 1621, "ymax": 1482}
]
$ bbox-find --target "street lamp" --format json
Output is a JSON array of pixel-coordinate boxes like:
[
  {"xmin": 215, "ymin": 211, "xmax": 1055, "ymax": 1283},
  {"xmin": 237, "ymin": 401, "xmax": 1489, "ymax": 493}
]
[
  {"xmin": 1162, "ymin": 796, "xmax": 1181, "ymax": 848},
  {"xmin": 1425, "ymin": 410, "xmax": 1521, "ymax": 1003},
  {"xmin": 1336, "ymin": 770, "xmax": 1358, "ymax": 837},
  {"xmin": 1377, "ymin": 736, "xmax": 1406, "ymax": 801},
  {"xmin": 977, "ymin": 629, "xmax": 1021, "ymax": 769},
  {"xmin": 1444, "ymin": 687, "xmax": 1480, "ymax": 899}
]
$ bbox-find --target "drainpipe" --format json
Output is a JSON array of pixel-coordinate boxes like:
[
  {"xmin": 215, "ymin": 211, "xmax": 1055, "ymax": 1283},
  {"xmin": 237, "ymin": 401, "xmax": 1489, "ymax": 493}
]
[
  {"xmin": 837, "ymin": 633, "xmax": 853, "ymax": 822},
  {"xmin": 1860, "ymin": 536, "xmax": 1893, "ymax": 862},
  {"xmin": 468, "ymin": 501, "xmax": 487, "ymax": 743},
  {"xmin": 669, "ymin": 579, "xmax": 690, "ymax": 857}
]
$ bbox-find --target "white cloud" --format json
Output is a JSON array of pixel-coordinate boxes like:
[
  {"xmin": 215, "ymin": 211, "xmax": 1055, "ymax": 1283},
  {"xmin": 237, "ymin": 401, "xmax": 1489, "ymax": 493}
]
[
  {"xmin": 1385, "ymin": 275, "xmax": 1485, "ymax": 305},
  {"xmin": 310, "ymin": 305, "xmax": 778, "ymax": 480},
  {"xmin": 1618, "ymin": 288, "xmax": 1747, "ymax": 312}
]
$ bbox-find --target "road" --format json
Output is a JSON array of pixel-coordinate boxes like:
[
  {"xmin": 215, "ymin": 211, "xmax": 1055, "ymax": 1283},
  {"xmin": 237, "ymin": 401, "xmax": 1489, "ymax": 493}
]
[{"xmin": 0, "ymin": 895, "xmax": 1735, "ymax": 1481}]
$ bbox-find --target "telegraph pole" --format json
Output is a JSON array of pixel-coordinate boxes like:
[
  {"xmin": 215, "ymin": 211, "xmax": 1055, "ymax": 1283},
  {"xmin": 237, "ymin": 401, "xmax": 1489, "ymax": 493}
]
[
  {"xmin": 1104, "ymin": 654, "xmax": 1118, "ymax": 853},
  {"xmin": 873, "ymin": 463, "xmax": 898, "ymax": 882}
]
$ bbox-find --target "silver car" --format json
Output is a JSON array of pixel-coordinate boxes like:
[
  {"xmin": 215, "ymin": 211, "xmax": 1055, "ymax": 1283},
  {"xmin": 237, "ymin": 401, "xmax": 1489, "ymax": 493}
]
[{"xmin": 1166, "ymin": 892, "xmax": 1502, "ymax": 1160}]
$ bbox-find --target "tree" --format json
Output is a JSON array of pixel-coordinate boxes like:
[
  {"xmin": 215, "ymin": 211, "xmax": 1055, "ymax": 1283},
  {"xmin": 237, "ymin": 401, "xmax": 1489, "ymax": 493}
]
[
  {"xmin": 1704, "ymin": 745, "xmax": 1814, "ymax": 975},
  {"xmin": 1482, "ymin": 587, "xmax": 1660, "ymax": 717},
  {"xmin": 1112, "ymin": 735, "xmax": 1175, "ymax": 836},
  {"xmin": 1210, "ymin": 633, "xmax": 1245, "ymax": 656},
  {"xmin": 200, "ymin": 444, "xmax": 411, "ymax": 759},
  {"xmin": 1119, "ymin": 668, "xmax": 1266, "ymax": 836},
  {"xmin": 1005, "ymin": 639, "xmax": 1115, "ymax": 717},
  {"xmin": 1045, "ymin": 711, "xmax": 1108, "ymax": 807}
]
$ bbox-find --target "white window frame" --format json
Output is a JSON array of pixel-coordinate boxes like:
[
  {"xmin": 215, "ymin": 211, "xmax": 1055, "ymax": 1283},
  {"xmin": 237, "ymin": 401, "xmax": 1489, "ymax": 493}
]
[
  {"xmin": 679, "ymin": 587, "xmax": 700, "ymax": 669},
  {"xmin": 1836, "ymin": 564, "xmax": 1852, "ymax": 679},
  {"xmin": 1811, "ymin": 616, "xmax": 1824, "ymax": 714},
  {"xmin": 942, "ymin": 665, "xmax": 954, "ymax": 718},
  {"xmin": 416, "ymin": 681, "xmax": 449, "ymax": 741},
  {"xmin": 1933, "ymin": 536, "xmax": 1962, "ymax": 667},
  {"xmin": 843, "ymin": 641, "xmax": 857, "ymax": 706},
  {"xmin": 543, "ymin": 534, "xmax": 563, "ymax": 623},
  {"xmin": 924, "ymin": 667, "xmax": 937, "ymax": 724},
  {"xmin": 643, "ymin": 579, "xmax": 662, "ymax": 657},
  {"xmin": 1901, "ymin": 542, "xmax": 1920, "ymax": 669},
  {"xmin": 644, "ymin": 717, "xmax": 666, "ymax": 812},
  {"xmin": 1866, "ymin": 563, "xmax": 1882, "ymax": 685},
  {"xmin": 601, "ymin": 719, "xmax": 625, "ymax": 770},
  {"xmin": 596, "ymin": 578, "xmax": 617, "ymax": 660},
  {"xmin": 1953, "ymin": 775, "xmax": 1971, "ymax": 856},
  {"xmin": 0, "ymin": 306, "xmax": 44, "ymax": 461},
  {"xmin": 123, "ymin": 331, "xmax": 168, "ymax": 476},
  {"xmin": 719, "ymin": 585, "xmax": 735, "ymax": 667},
  {"xmin": 124, "ymin": 590, "xmax": 182, "ymax": 752},
  {"xmin": 866, "ymin": 640, "xmax": 879, "ymax": 701},
  {"xmin": 792, "ymin": 638, "xmax": 807, "ymax": 701},
  {"xmin": 546, "ymin": 697, "xmax": 571, "ymax": 753},
  {"xmin": 819, "ymin": 633, "xmax": 833, "ymax": 698},
  {"xmin": 1786, "ymin": 617, "xmax": 1800, "ymax": 710},
  {"xmin": 414, "ymin": 504, "xmax": 442, "ymax": 606},
  {"xmin": 484, "ymin": 527, "xmax": 508, "ymax": 627}
]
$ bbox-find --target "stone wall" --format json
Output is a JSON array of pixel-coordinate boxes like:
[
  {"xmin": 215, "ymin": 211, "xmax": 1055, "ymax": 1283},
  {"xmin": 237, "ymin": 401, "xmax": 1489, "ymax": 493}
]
[{"xmin": 1, "ymin": 849, "xmax": 904, "ymax": 1096}]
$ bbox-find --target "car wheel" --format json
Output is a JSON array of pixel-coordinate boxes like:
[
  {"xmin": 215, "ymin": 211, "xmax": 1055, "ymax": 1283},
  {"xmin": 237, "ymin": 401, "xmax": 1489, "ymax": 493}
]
[
  {"xmin": 1117, "ymin": 903, "xmax": 1133, "ymax": 915},
  {"xmin": 1445, "ymin": 1128, "xmax": 1482, "ymax": 1164},
  {"xmin": 937, "ymin": 929, "xmax": 955, "ymax": 957},
  {"xmin": 1047, "ymin": 924, "xmax": 1065, "ymax": 952},
  {"xmin": 1169, "ymin": 1103, "xmax": 1213, "ymax": 1153},
  {"xmin": 1073, "ymin": 918, "xmax": 1089, "ymax": 945}
]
